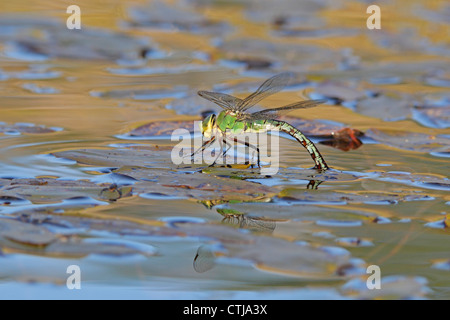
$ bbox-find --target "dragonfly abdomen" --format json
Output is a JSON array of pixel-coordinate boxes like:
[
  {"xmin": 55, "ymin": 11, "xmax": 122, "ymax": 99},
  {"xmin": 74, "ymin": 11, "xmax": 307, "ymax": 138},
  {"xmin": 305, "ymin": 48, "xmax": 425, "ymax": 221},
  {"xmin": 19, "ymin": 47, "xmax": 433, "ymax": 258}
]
[{"xmin": 268, "ymin": 120, "xmax": 329, "ymax": 170}]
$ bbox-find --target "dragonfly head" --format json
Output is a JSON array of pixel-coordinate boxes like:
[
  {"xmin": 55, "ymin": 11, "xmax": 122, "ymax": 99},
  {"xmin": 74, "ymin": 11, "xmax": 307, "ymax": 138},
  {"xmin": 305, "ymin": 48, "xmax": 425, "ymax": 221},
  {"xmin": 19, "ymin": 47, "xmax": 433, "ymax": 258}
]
[{"xmin": 201, "ymin": 113, "xmax": 216, "ymax": 137}]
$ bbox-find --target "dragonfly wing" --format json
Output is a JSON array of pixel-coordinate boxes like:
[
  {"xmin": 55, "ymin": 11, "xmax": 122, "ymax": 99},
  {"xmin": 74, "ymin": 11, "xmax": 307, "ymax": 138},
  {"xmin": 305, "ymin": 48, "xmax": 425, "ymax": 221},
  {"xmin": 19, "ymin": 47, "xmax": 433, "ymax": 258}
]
[
  {"xmin": 243, "ymin": 99, "xmax": 327, "ymax": 121},
  {"xmin": 198, "ymin": 91, "xmax": 243, "ymax": 110},
  {"xmin": 237, "ymin": 72, "xmax": 294, "ymax": 112}
]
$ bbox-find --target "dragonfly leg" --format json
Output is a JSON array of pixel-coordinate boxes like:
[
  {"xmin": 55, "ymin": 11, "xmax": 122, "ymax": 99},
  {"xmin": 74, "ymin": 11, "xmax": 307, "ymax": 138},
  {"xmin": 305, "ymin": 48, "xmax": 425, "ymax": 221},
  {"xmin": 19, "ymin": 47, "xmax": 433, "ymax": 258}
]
[
  {"xmin": 222, "ymin": 139, "xmax": 233, "ymax": 164},
  {"xmin": 209, "ymin": 137, "xmax": 226, "ymax": 167},
  {"xmin": 191, "ymin": 136, "xmax": 216, "ymax": 161},
  {"xmin": 229, "ymin": 137, "xmax": 261, "ymax": 168},
  {"xmin": 306, "ymin": 180, "xmax": 323, "ymax": 189}
]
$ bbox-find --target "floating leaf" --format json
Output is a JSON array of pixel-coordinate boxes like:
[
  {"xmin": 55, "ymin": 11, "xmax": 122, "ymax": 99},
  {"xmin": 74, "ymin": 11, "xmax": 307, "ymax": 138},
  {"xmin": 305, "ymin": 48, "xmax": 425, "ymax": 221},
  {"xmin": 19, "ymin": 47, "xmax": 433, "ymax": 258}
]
[
  {"xmin": 0, "ymin": 16, "xmax": 151, "ymax": 61},
  {"xmin": 22, "ymin": 83, "xmax": 59, "ymax": 94},
  {"xmin": 335, "ymin": 237, "xmax": 374, "ymax": 247},
  {"xmin": 0, "ymin": 122, "xmax": 60, "ymax": 135},
  {"xmin": 221, "ymin": 200, "xmax": 377, "ymax": 222},
  {"xmin": 127, "ymin": 120, "xmax": 197, "ymax": 137},
  {"xmin": 167, "ymin": 92, "xmax": 223, "ymax": 116},
  {"xmin": 13, "ymin": 212, "xmax": 174, "ymax": 238},
  {"xmin": 91, "ymin": 87, "xmax": 187, "ymax": 100},
  {"xmin": 218, "ymin": 38, "xmax": 338, "ymax": 69},
  {"xmin": 178, "ymin": 222, "xmax": 357, "ymax": 278},
  {"xmin": 0, "ymin": 177, "xmax": 115, "ymax": 204},
  {"xmin": 277, "ymin": 188, "xmax": 433, "ymax": 205},
  {"xmin": 98, "ymin": 184, "xmax": 133, "ymax": 201},
  {"xmin": 126, "ymin": 167, "xmax": 278, "ymax": 202},
  {"xmin": 53, "ymin": 147, "xmax": 279, "ymax": 201},
  {"xmin": 374, "ymin": 171, "xmax": 450, "ymax": 191},
  {"xmin": 342, "ymin": 275, "xmax": 430, "ymax": 299},
  {"xmin": 314, "ymin": 81, "xmax": 367, "ymax": 103},
  {"xmin": 52, "ymin": 147, "xmax": 171, "ymax": 168},
  {"xmin": 356, "ymin": 94, "xmax": 413, "ymax": 121},
  {"xmin": 412, "ymin": 106, "xmax": 450, "ymax": 129},
  {"xmin": 126, "ymin": 1, "xmax": 231, "ymax": 35},
  {"xmin": 431, "ymin": 259, "xmax": 450, "ymax": 271},
  {"xmin": 369, "ymin": 29, "xmax": 450, "ymax": 57},
  {"xmin": 0, "ymin": 218, "xmax": 58, "ymax": 246},
  {"xmin": 365, "ymin": 129, "xmax": 450, "ymax": 153},
  {"xmin": 43, "ymin": 238, "xmax": 157, "ymax": 258}
]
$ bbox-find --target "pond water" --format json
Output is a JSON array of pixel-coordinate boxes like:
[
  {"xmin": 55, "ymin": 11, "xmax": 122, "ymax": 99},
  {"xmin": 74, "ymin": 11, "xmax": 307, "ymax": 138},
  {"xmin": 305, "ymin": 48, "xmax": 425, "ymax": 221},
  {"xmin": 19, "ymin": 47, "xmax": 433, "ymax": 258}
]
[{"xmin": 0, "ymin": 0, "xmax": 449, "ymax": 299}]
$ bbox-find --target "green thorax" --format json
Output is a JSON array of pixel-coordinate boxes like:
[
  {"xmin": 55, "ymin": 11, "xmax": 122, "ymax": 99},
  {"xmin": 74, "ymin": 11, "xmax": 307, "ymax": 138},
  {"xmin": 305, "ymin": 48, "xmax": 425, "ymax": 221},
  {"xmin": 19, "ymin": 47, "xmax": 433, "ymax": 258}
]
[{"xmin": 215, "ymin": 110, "xmax": 269, "ymax": 133}]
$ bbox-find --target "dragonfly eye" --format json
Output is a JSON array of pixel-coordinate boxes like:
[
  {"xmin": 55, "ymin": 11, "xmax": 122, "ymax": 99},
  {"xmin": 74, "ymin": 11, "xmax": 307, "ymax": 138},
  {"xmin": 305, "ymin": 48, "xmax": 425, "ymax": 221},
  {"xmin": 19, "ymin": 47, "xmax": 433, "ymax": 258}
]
[{"xmin": 201, "ymin": 114, "xmax": 216, "ymax": 135}]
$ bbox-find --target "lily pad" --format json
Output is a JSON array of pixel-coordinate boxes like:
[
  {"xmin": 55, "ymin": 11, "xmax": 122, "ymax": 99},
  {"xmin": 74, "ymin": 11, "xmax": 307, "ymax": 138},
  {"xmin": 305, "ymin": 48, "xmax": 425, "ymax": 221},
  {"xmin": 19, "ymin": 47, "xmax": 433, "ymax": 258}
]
[
  {"xmin": 126, "ymin": 1, "xmax": 231, "ymax": 35},
  {"xmin": 52, "ymin": 147, "xmax": 279, "ymax": 202},
  {"xmin": 0, "ymin": 177, "xmax": 133, "ymax": 209},
  {"xmin": 91, "ymin": 87, "xmax": 187, "ymax": 100},
  {"xmin": 412, "ymin": 106, "xmax": 450, "ymax": 129},
  {"xmin": 0, "ymin": 16, "xmax": 151, "ymax": 61},
  {"xmin": 52, "ymin": 147, "xmax": 172, "ymax": 168},
  {"xmin": 217, "ymin": 38, "xmax": 339, "ymax": 70},
  {"xmin": 127, "ymin": 120, "xmax": 198, "ymax": 137},
  {"xmin": 342, "ymin": 275, "xmax": 430, "ymax": 300},
  {"xmin": 13, "ymin": 212, "xmax": 176, "ymax": 238},
  {"xmin": 431, "ymin": 259, "xmax": 450, "ymax": 271},
  {"xmin": 356, "ymin": 94, "xmax": 413, "ymax": 122},
  {"xmin": 167, "ymin": 92, "xmax": 223, "ymax": 116},
  {"xmin": 365, "ymin": 129, "xmax": 450, "ymax": 153},
  {"xmin": 277, "ymin": 188, "xmax": 434, "ymax": 205},
  {"xmin": 219, "ymin": 200, "xmax": 377, "ymax": 222},
  {"xmin": 369, "ymin": 29, "xmax": 450, "ymax": 57},
  {"xmin": 0, "ymin": 218, "xmax": 58, "ymax": 246},
  {"xmin": 0, "ymin": 122, "xmax": 60, "ymax": 135},
  {"xmin": 43, "ymin": 238, "xmax": 158, "ymax": 258},
  {"xmin": 244, "ymin": 0, "xmax": 328, "ymax": 28},
  {"xmin": 314, "ymin": 81, "xmax": 368, "ymax": 103},
  {"xmin": 178, "ymin": 222, "xmax": 357, "ymax": 278},
  {"xmin": 22, "ymin": 83, "xmax": 59, "ymax": 94},
  {"xmin": 124, "ymin": 167, "xmax": 278, "ymax": 202}
]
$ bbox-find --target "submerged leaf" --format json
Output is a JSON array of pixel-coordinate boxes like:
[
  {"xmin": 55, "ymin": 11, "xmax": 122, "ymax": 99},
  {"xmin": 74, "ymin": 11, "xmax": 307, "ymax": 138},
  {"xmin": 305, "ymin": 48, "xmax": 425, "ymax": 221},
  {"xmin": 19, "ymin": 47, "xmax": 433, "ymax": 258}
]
[
  {"xmin": 53, "ymin": 147, "xmax": 279, "ymax": 201},
  {"xmin": 356, "ymin": 95, "xmax": 413, "ymax": 122},
  {"xmin": 126, "ymin": 1, "xmax": 231, "ymax": 35},
  {"xmin": 52, "ymin": 147, "xmax": 172, "ymax": 168},
  {"xmin": 0, "ymin": 16, "xmax": 150, "ymax": 61},
  {"xmin": 412, "ymin": 106, "xmax": 450, "ymax": 129},
  {"xmin": 44, "ymin": 238, "xmax": 157, "ymax": 258},
  {"xmin": 0, "ymin": 218, "xmax": 58, "ymax": 246},
  {"xmin": 0, "ymin": 122, "xmax": 59, "ymax": 135},
  {"xmin": 178, "ymin": 222, "xmax": 356, "ymax": 278},
  {"xmin": 342, "ymin": 275, "xmax": 430, "ymax": 299},
  {"xmin": 365, "ymin": 129, "xmax": 450, "ymax": 153},
  {"xmin": 127, "ymin": 120, "xmax": 196, "ymax": 137},
  {"xmin": 277, "ymin": 189, "xmax": 434, "ymax": 205},
  {"xmin": 314, "ymin": 81, "xmax": 367, "ymax": 103},
  {"xmin": 126, "ymin": 167, "xmax": 278, "ymax": 201}
]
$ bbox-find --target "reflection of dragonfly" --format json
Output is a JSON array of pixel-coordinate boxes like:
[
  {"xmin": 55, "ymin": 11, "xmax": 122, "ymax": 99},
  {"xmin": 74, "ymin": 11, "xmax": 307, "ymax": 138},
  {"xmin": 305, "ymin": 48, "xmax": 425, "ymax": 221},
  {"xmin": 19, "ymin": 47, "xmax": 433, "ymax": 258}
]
[
  {"xmin": 193, "ymin": 213, "xmax": 279, "ymax": 273},
  {"xmin": 196, "ymin": 72, "xmax": 329, "ymax": 170},
  {"xmin": 221, "ymin": 214, "xmax": 277, "ymax": 234}
]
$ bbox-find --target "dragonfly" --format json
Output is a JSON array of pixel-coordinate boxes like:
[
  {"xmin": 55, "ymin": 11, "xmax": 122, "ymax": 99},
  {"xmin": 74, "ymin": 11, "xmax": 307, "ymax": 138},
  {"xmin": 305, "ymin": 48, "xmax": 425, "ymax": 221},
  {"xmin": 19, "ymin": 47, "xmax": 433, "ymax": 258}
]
[{"xmin": 195, "ymin": 72, "xmax": 329, "ymax": 170}]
